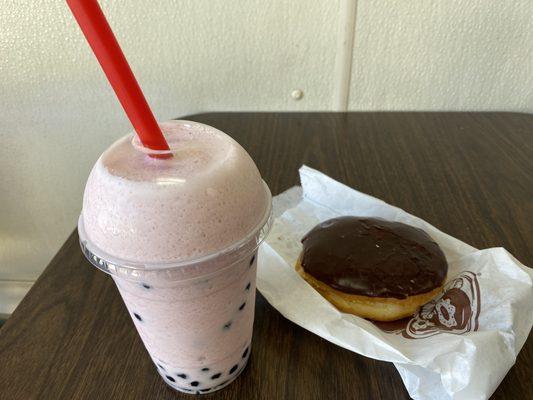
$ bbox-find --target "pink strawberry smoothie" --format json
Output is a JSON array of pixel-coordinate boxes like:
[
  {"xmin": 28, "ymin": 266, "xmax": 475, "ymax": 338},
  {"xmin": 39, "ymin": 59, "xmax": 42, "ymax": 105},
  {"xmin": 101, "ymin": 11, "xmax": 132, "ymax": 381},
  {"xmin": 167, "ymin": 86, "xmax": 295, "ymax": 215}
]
[{"xmin": 79, "ymin": 120, "xmax": 271, "ymax": 394}]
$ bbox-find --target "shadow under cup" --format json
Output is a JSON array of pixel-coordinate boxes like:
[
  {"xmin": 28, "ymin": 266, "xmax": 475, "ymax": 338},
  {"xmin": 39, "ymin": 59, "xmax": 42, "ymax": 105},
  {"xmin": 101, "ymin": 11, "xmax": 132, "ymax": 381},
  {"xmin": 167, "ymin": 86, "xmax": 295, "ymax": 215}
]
[{"xmin": 78, "ymin": 193, "xmax": 272, "ymax": 395}]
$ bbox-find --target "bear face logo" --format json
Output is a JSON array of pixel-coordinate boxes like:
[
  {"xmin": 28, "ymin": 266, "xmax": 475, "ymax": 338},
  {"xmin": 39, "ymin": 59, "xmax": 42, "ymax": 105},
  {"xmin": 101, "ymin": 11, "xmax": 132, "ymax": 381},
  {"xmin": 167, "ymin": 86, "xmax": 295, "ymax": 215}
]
[{"xmin": 376, "ymin": 271, "xmax": 481, "ymax": 339}]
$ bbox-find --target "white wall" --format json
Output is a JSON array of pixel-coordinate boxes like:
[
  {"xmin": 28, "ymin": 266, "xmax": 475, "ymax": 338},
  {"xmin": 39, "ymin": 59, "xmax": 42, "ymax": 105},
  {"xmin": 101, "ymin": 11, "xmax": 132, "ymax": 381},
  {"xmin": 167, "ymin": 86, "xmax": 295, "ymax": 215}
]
[
  {"xmin": 349, "ymin": 1, "xmax": 533, "ymax": 110},
  {"xmin": 1, "ymin": 0, "xmax": 532, "ymax": 313}
]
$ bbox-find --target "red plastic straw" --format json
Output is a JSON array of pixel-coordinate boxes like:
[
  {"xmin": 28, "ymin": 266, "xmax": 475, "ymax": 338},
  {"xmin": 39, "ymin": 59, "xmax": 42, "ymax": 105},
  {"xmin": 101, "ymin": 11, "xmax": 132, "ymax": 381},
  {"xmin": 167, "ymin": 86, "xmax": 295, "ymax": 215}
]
[{"xmin": 66, "ymin": 0, "xmax": 170, "ymax": 153}]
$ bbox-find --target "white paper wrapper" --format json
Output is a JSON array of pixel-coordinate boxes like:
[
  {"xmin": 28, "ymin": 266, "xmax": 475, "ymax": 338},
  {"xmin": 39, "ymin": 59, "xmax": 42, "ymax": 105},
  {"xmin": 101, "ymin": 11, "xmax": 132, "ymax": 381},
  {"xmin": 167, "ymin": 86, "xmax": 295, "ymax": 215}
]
[{"xmin": 257, "ymin": 166, "xmax": 533, "ymax": 400}]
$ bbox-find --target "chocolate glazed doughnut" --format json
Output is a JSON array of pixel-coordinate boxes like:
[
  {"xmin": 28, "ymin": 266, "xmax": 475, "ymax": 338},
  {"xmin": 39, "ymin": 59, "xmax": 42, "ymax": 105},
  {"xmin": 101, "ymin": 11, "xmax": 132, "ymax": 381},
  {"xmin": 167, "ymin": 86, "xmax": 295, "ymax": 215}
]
[{"xmin": 296, "ymin": 217, "xmax": 448, "ymax": 321}]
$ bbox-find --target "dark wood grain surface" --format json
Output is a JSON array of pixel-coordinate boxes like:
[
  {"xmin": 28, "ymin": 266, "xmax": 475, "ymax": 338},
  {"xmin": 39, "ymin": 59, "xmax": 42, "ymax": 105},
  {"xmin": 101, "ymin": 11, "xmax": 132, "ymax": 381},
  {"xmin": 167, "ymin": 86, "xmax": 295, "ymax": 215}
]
[{"xmin": 0, "ymin": 112, "xmax": 531, "ymax": 399}]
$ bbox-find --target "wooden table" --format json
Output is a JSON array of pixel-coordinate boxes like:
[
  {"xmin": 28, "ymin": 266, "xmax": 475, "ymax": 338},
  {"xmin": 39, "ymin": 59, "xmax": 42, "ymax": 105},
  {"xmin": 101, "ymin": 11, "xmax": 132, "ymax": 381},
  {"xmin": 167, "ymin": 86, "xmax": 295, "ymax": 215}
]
[{"xmin": 1, "ymin": 113, "xmax": 531, "ymax": 399}]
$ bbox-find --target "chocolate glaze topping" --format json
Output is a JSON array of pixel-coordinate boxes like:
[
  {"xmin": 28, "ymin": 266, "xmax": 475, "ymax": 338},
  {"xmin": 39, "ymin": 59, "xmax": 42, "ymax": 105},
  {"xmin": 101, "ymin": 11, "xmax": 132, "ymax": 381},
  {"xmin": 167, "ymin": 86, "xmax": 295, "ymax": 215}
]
[{"xmin": 301, "ymin": 217, "xmax": 447, "ymax": 299}]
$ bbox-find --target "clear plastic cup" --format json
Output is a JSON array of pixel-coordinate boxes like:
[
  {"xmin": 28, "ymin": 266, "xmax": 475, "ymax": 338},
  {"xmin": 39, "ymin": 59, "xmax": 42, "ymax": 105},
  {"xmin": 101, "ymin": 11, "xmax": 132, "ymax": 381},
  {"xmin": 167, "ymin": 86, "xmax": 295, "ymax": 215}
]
[{"xmin": 78, "ymin": 121, "xmax": 272, "ymax": 394}]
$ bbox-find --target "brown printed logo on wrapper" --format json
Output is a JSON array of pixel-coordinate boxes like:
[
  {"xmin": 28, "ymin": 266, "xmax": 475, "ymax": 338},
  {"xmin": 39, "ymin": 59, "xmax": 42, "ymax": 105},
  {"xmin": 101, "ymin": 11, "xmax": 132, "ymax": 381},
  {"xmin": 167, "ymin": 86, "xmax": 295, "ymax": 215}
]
[{"xmin": 376, "ymin": 272, "xmax": 481, "ymax": 339}]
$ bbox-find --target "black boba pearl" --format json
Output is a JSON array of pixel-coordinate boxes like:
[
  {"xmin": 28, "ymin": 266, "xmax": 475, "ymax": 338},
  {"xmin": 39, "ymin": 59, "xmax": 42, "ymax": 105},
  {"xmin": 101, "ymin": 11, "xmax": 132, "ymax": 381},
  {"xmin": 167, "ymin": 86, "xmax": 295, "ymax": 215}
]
[
  {"xmin": 242, "ymin": 347, "xmax": 249, "ymax": 358},
  {"xmin": 223, "ymin": 321, "xmax": 232, "ymax": 330},
  {"xmin": 133, "ymin": 313, "xmax": 142, "ymax": 321},
  {"xmin": 201, "ymin": 367, "xmax": 209, "ymax": 372},
  {"xmin": 178, "ymin": 387, "xmax": 192, "ymax": 392},
  {"xmin": 239, "ymin": 302, "xmax": 246, "ymax": 311},
  {"xmin": 249, "ymin": 255, "xmax": 255, "ymax": 266},
  {"xmin": 211, "ymin": 373, "xmax": 221, "ymax": 380},
  {"xmin": 157, "ymin": 363, "xmax": 165, "ymax": 371},
  {"xmin": 190, "ymin": 381, "xmax": 200, "ymax": 387},
  {"xmin": 166, "ymin": 375, "xmax": 175, "ymax": 382},
  {"xmin": 199, "ymin": 388, "xmax": 212, "ymax": 392},
  {"xmin": 177, "ymin": 373, "xmax": 187, "ymax": 379},
  {"xmin": 245, "ymin": 282, "xmax": 251, "ymax": 291},
  {"xmin": 229, "ymin": 364, "xmax": 238, "ymax": 374},
  {"xmin": 142, "ymin": 283, "xmax": 151, "ymax": 289}
]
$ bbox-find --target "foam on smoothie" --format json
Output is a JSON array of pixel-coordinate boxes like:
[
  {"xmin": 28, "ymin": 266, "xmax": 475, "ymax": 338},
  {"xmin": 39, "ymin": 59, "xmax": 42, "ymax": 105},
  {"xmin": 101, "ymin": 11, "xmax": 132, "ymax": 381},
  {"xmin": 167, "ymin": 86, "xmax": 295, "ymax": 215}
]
[{"xmin": 82, "ymin": 120, "xmax": 269, "ymax": 263}]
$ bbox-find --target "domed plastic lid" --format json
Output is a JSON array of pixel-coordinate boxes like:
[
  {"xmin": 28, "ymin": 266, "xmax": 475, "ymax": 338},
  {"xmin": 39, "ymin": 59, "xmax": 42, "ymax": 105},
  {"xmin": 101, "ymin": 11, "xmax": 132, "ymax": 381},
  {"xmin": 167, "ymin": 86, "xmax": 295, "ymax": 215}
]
[{"xmin": 78, "ymin": 120, "xmax": 272, "ymax": 281}]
